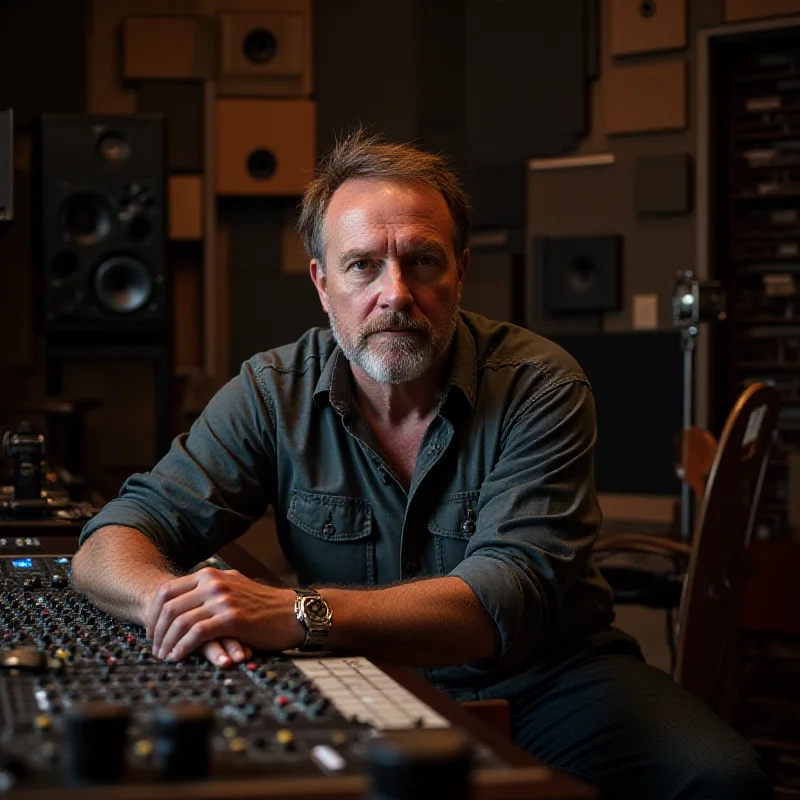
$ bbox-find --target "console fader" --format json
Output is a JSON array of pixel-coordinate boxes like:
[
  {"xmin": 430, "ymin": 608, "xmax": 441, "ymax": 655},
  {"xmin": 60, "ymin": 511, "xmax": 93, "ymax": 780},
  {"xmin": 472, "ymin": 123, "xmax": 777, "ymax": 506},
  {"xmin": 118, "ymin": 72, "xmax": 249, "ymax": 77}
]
[{"xmin": 0, "ymin": 554, "xmax": 506, "ymax": 794}]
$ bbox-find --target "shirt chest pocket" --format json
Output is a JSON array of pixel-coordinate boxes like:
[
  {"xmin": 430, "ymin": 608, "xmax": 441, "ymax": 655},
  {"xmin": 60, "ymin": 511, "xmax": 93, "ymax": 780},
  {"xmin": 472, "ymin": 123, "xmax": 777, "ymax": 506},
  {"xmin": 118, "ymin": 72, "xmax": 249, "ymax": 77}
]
[
  {"xmin": 428, "ymin": 491, "xmax": 480, "ymax": 575},
  {"xmin": 286, "ymin": 489, "xmax": 375, "ymax": 586}
]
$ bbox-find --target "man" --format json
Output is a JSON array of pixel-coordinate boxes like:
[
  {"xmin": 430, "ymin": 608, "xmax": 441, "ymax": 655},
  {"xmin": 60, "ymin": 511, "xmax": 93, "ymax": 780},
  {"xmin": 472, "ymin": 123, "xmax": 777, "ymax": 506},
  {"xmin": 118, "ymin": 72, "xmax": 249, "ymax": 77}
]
[{"xmin": 73, "ymin": 131, "xmax": 771, "ymax": 799}]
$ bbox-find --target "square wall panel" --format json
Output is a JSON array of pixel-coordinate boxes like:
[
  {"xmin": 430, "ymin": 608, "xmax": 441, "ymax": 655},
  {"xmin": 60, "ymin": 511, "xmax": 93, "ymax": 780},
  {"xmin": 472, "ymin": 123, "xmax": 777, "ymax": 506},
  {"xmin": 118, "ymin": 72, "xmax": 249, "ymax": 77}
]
[
  {"xmin": 123, "ymin": 16, "xmax": 214, "ymax": 80},
  {"xmin": 611, "ymin": 0, "xmax": 687, "ymax": 56},
  {"xmin": 605, "ymin": 60, "xmax": 687, "ymax": 134},
  {"xmin": 216, "ymin": 98, "xmax": 316, "ymax": 196}
]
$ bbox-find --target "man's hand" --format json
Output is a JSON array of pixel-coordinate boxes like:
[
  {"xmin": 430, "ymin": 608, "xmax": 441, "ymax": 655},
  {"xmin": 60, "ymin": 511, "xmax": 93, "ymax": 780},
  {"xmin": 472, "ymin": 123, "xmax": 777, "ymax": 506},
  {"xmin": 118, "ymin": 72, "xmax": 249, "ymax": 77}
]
[{"xmin": 146, "ymin": 568, "xmax": 304, "ymax": 665}]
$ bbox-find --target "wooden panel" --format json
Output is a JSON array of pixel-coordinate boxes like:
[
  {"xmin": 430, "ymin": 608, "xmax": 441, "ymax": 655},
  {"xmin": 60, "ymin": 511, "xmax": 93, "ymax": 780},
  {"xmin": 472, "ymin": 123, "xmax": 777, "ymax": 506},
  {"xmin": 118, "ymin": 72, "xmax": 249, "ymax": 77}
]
[
  {"xmin": 215, "ymin": 98, "xmax": 316, "ymax": 196},
  {"xmin": 218, "ymin": 10, "xmax": 310, "ymax": 97},
  {"xmin": 611, "ymin": 0, "xmax": 686, "ymax": 56},
  {"xmin": 725, "ymin": 0, "xmax": 800, "ymax": 21},
  {"xmin": 123, "ymin": 15, "xmax": 214, "ymax": 79},
  {"xmin": 172, "ymin": 252, "xmax": 202, "ymax": 369},
  {"xmin": 169, "ymin": 175, "xmax": 204, "ymax": 240},
  {"xmin": 605, "ymin": 60, "xmax": 687, "ymax": 134}
]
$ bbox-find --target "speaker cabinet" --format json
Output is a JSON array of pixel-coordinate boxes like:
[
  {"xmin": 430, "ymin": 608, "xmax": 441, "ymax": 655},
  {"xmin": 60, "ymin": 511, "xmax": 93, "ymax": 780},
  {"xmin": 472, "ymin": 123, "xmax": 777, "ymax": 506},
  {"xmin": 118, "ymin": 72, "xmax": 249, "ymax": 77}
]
[
  {"xmin": 218, "ymin": 9, "xmax": 312, "ymax": 96},
  {"xmin": 538, "ymin": 235, "xmax": 622, "ymax": 313},
  {"xmin": 39, "ymin": 115, "xmax": 168, "ymax": 338},
  {"xmin": 216, "ymin": 98, "xmax": 315, "ymax": 196}
]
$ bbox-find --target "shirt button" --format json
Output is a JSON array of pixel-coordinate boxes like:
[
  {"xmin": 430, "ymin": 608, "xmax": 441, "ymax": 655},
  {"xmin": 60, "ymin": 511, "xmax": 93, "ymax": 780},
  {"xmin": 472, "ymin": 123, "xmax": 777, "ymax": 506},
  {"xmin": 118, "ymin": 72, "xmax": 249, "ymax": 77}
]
[
  {"xmin": 405, "ymin": 560, "xmax": 420, "ymax": 575},
  {"xmin": 461, "ymin": 519, "xmax": 476, "ymax": 535},
  {"xmin": 323, "ymin": 522, "xmax": 336, "ymax": 536}
]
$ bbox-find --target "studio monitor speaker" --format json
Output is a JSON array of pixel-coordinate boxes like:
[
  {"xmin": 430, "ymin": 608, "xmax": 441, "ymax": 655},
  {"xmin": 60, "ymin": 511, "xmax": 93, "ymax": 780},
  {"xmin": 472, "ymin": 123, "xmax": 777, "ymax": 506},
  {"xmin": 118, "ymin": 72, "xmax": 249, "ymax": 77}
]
[
  {"xmin": 218, "ymin": 10, "xmax": 312, "ymax": 96},
  {"xmin": 38, "ymin": 115, "xmax": 168, "ymax": 338}
]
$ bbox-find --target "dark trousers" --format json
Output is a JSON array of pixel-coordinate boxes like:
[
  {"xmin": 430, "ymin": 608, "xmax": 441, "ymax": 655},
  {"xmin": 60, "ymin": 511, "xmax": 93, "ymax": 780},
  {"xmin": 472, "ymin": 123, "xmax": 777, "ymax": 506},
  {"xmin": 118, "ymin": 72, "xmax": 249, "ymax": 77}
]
[{"xmin": 488, "ymin": 632, "xmax": 773, "ymax": 799}]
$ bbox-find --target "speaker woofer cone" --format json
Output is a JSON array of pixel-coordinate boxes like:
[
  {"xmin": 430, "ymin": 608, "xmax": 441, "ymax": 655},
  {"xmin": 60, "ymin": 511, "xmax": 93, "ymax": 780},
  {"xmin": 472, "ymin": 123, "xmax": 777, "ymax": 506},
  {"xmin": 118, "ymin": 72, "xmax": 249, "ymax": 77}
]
[
  {"xmin": 243, "ymin": 28, "xmax": 277, "ymax": 64},
  {"xmin": 93, "ymin": 255, "xmax": 152, "ymax": 314},
  {"xmin": 61, "ymin": 192, "xmax": 114, "ymax": 246}
]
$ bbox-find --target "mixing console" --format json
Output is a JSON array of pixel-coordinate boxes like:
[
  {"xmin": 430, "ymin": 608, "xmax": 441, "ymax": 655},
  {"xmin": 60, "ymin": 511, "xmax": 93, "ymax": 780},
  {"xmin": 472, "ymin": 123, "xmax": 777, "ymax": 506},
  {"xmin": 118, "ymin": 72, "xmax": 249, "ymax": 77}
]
[{"xmin": 0, "ymin": 554, "xmax": 504, "ymax": 794}]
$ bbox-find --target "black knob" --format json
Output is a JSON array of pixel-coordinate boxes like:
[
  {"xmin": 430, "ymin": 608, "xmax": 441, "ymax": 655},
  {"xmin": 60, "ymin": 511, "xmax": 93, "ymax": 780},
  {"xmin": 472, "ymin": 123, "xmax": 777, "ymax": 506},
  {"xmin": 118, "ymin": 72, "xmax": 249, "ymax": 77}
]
[
  {"xmin": 367, "ymin": 729, "xmax": 473, "ymax": 800},
  {"xmin": 65, "ymin": 701, "xmax": 130, "ymax": 784},
  {"xmin": 154, "ymin": 704, "xmax": 213, "ymax": 781}
]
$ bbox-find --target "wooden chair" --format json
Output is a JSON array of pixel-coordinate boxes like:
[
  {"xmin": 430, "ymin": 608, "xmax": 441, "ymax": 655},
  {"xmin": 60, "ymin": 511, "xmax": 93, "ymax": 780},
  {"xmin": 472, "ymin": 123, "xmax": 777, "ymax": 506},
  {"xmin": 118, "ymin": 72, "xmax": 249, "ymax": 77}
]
[{"xmin": 594, "ymin": 382, "xmax": 782, "ymax": 715}]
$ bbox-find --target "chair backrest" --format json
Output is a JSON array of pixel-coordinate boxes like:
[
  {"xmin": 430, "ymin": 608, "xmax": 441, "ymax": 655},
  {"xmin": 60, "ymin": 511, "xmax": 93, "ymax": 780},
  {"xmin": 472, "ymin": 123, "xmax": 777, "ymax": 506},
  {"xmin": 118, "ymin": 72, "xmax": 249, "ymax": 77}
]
[{"xmin": 674, "ymin": 382, "xmax": 782, "ymax": 713}]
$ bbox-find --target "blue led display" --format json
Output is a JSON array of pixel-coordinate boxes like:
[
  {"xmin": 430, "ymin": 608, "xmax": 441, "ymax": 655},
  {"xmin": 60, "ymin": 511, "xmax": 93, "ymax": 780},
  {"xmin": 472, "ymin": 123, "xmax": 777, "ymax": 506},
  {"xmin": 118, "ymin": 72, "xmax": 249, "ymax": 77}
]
[
  {"xmin": 11, "ymin": 558, "xmax": 34, "ymax": 569},
  {"xmin": 54, "ymin": 557, "xmax": 70, "ymax": 565}
]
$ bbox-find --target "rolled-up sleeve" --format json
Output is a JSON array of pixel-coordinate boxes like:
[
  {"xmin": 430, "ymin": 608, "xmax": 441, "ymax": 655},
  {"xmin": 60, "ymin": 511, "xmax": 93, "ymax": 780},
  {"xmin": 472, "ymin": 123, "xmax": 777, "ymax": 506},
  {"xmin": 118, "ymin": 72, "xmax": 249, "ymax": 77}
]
[
  {"xmin": 79, "ymin": 360, "xmax": 277, "ymax": 569},
  {"xmin": 449, "ymin": 377, "xmax": 601, "ymax": 668}
]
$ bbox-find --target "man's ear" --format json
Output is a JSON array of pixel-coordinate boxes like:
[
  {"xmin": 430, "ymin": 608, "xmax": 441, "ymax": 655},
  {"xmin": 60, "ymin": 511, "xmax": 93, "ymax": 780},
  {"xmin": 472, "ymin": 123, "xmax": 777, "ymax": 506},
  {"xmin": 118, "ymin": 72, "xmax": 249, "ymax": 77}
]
[
  {"xmin": 310, "ymin": 259, "xmax": 329, "ymax": 313},
  {"xmin": 457, "ymin": 248, "xmax": 470, "ymax": 284}
]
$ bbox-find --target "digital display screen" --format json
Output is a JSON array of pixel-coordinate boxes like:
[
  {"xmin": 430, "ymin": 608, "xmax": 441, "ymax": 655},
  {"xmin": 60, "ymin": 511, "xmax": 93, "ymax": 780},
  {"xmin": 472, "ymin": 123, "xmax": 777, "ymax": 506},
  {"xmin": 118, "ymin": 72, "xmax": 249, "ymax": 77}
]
[
  {"xmin": 11, "ymin": 558, "xmax": 34, "ymax": 569},
  {"xmin": 54, "ymin": 557, "xmax": 70, "ymax": 565}
]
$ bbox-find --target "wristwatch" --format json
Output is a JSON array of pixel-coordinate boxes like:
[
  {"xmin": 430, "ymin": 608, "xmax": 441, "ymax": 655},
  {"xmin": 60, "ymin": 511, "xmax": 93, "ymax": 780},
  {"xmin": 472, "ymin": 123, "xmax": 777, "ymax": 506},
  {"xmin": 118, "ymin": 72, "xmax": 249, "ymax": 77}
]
[{"xmin": 293, "ymin": 588, "xmax": 333, "ymax": 651}]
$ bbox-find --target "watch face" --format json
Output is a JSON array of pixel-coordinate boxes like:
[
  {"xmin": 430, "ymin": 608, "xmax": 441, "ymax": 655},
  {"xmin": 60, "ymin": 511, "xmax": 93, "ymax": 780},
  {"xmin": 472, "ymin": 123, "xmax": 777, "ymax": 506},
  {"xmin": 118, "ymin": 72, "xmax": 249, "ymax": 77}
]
[{"xmin": 304, "ymin": 597, "xmax": 331, "ymax": 625}]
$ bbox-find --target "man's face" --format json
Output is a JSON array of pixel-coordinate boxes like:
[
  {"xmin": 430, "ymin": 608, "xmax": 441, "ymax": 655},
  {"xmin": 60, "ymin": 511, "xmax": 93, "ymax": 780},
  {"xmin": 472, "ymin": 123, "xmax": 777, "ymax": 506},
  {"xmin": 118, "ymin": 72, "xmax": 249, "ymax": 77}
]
[{"xmin": 310, "ymin": 178, "xmax": 468, "ymax": 384}]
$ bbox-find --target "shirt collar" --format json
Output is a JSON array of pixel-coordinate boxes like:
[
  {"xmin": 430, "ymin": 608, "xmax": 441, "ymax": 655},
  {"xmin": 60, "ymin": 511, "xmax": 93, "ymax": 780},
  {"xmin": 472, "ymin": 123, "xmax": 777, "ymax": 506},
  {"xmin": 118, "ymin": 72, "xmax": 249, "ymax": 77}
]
[{"xmin": 312, "ymin": 312, "xmax": 477, "ymax": 413}]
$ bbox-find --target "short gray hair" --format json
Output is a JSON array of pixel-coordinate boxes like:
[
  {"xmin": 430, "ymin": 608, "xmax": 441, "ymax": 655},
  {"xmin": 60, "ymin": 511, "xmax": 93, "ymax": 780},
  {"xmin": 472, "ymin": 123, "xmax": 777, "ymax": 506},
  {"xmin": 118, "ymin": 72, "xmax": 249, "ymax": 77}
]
[{"xmin": 297, "ymin": 129, "xmax": 471, "ymax": 266}]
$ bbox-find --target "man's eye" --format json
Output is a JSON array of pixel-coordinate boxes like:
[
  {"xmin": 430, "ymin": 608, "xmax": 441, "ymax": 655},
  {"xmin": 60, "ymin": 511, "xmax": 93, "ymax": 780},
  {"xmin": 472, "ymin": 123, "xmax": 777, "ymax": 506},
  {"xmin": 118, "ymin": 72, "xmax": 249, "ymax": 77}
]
[
  {"xmin": 416, "ymin": 254, "xmax": 435, "ymax": 266},
  {"xmin": 351, "ymin": 260, "xmax": 373, "ymax": 272}
]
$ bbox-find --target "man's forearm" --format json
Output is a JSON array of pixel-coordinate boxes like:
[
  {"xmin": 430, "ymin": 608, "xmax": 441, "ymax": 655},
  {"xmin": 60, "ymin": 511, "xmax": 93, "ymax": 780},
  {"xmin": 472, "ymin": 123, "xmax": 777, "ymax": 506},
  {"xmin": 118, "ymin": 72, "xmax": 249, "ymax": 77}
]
[
  {"xmin": 320, "ymin": 577, "xmax": 500, "ymax": 668},
  {"xmin": 71, "ymin": 526, "xmax": 177, "ymax": 627}
]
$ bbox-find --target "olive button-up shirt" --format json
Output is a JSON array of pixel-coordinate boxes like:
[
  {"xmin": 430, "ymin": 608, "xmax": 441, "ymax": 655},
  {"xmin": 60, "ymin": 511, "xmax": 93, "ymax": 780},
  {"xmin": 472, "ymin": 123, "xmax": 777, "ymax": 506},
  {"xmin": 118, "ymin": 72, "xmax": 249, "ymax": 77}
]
[{"xmin": 80, "ymin": 311, "xmax": 615, "ymax": 694}]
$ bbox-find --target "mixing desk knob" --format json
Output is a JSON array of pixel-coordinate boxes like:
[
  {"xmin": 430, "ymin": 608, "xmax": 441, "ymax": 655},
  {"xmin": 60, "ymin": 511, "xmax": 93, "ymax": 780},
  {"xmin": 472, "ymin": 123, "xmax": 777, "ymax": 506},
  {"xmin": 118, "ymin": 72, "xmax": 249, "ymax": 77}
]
[
  {"xmin": 65, "ymin": 701, "xmax": 130, "ymax": 784},
  {"xmin": 154, "ymin": 703, "xmax": 213, "ymax": 782}
]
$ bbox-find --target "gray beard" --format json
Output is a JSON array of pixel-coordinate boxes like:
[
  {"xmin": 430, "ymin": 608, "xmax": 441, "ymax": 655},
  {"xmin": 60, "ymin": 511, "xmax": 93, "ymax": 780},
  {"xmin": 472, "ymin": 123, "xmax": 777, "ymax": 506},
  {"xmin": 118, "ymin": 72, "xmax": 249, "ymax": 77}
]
[{"xmin": 327, "ymin": 304, "xmax": 460, "ymax": 385}]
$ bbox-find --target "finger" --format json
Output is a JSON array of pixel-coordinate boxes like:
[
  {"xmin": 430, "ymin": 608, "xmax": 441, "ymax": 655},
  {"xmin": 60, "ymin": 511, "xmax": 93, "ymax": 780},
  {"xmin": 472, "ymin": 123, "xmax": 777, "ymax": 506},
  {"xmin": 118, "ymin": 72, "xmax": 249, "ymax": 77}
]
[
  {"xmin": 158, "ymin": 605, "xmax": 215, "ymax": 661},
  {"xmin": 165, "ymin": 614, "xmax": 232, "ymax": 663},
  {"xmin": 152, "ymin": 586, "xmax": 210, "ymax": 657},
  {"xmin": 145, "ymin": 568, "xmax": 224, "ymax": 640},
  {"xmin": 201, "ymin": 640, "xmax": 233, "ymax": 669},
  {"xmin": 219, "ymin": 637, "xmax": 248, "ymax": 664},
  {"xmin": 145, "ymin": 573, "xmax": 200, "ymax": 640}
]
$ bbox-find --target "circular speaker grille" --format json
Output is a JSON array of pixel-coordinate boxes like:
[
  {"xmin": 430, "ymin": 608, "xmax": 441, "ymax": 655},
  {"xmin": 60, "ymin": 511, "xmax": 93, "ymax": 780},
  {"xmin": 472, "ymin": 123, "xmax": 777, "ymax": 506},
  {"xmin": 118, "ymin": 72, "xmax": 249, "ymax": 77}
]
[
  {"xmin": 243, "ymin": 28, "xmax": 277, "ymax": 64},
  {"xmin": 247, "ymin": 149, "xmax": 277, "ymax": 180},
  {"xmin": 60, "ymin": 193, "xmax": 114, "ymax": 246},
  {"xmin": 93, "ymin": 256, "xmax": 153, "ymax": 314}
]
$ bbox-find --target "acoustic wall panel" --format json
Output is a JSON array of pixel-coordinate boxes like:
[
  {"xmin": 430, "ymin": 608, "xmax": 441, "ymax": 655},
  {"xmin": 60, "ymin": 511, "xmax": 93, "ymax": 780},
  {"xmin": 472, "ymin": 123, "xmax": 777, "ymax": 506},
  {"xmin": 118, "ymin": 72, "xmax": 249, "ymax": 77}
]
[
  {"xmin": 215, "ymin": 98, "xmax": 316, "ymax": 196},
  {"xmin": 605, "ymin": 60, "xmax": 687, "ymax": 134},
  {"xmin": 611, "ymin": 0, "xmax": 687, "ymax": 56},
  {"xmin": 725, "ymin": 0, "xmax": 800, "ymax": 21},
  {"xmin": 123, "ymin": 16, "xmax": 214, "ymax": 80}
]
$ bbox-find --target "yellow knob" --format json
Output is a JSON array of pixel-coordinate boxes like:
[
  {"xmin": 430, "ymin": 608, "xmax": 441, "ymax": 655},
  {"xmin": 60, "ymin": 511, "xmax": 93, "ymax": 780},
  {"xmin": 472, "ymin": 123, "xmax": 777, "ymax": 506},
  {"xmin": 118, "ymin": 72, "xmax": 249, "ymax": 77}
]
[
  {"xmin": 229, "ymin": 737, "xmax": 246, "ymax": 753},
  {"xmin": 55, "ymin": 649, "xmax": 69, "ymax": 661},
  {"xmin": 275, "ymin": 729, "xmax": 294, "ymax": 746},
  {"xmin": 332, "ymin": 731, "xmax": 348, "ymax": 746},
  {"xmin": 134, "ymin": 739, "xmax": 153, "ymax": 758},
  {"xmin": 35, "ymin": 715, "xmax": 51, "ymax": 730}
]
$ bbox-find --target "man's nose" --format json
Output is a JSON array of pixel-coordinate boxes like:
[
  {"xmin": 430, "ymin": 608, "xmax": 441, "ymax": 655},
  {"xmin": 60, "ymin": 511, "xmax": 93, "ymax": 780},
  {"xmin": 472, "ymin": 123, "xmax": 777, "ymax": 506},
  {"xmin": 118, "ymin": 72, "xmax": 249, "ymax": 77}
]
[{"xmin": 379, "ymin": 261, "xmax": 413, "ymax": 310}]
